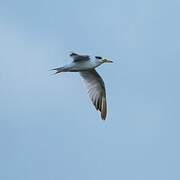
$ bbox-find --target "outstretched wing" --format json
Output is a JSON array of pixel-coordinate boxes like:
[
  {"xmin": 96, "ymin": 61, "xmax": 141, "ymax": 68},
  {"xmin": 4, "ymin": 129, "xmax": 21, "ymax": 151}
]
[
  {"xmin": 80, "ymin": 69, "xmax": 107, "ymax": 120},
  {"xmin": 70, "ymin": 52, "xmax": 90, "ymax": 62}
]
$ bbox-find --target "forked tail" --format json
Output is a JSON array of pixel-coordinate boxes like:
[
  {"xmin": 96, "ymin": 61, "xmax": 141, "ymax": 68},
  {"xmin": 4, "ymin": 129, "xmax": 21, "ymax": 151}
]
[{"xmin": 51, "ymin": 67, "xmax": 65, "ymax": 74}]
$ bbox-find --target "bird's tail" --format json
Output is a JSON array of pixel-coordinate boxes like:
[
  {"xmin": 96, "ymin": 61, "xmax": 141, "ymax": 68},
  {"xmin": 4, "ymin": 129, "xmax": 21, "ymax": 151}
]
[{"xmin": 51, "ymin": 67, "xmax": 65, "ymax": 74}]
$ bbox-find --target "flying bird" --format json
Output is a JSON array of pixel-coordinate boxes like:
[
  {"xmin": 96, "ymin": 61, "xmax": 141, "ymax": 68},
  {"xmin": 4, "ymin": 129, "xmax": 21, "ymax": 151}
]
[{"xmin": 52, "ymin": 52, "xmax": 113, "ymax": 120}]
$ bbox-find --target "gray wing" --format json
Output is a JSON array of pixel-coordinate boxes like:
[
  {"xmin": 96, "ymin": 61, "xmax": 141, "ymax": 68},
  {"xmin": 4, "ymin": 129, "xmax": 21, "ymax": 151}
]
[
  {"xmin": 70, "ymin": 52, "xmax": 90, "ymax": 62},
  {"xmin": 80, "ymin": 69, "xmax": 107, "ymax": 120}
]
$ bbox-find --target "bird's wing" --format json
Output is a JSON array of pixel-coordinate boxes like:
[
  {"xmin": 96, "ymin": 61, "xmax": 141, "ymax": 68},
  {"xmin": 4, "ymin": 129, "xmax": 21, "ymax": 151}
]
[
  {"xmin": 70, "ymin": 52, "xmax": 90, "ymax": 62},
  {"xmin": 80, "ymin": 69, "xmax": 107, "ymax": 120}
]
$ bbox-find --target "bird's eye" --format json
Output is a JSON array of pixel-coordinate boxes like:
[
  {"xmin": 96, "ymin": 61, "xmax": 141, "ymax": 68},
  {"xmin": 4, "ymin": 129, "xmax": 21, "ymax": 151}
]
[{"xmin": 95, "ymin": 56, "xmax": 102, "ymax": 59}]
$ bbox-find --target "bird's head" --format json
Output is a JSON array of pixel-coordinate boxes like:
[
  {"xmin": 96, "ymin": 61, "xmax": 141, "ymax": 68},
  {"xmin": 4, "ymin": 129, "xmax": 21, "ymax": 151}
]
[{"xmin": 95, "ymin": 56, "xmax": 113, "ymax": 64}]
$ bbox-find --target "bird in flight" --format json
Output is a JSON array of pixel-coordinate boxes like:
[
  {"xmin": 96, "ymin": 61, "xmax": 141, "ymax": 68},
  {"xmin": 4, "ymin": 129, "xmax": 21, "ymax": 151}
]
[{"xmin": 52, "ymin": 52, "xmax": 113, "ymax": 120}]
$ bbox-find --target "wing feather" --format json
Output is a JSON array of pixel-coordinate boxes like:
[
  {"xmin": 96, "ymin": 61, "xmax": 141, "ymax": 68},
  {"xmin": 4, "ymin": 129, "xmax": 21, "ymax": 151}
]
[
  {"xmin": 80, "ymin": 69, "xmax": 107, "ymax": 120},
  {"xmin": 70, "ymin": 52, "xmax": 90, "ymax": 62}
]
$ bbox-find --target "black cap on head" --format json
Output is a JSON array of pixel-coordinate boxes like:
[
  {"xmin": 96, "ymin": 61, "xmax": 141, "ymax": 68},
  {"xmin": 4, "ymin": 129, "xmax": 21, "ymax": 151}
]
[{"xmin": 95, "ymin": 56, "xmax": 102, "ymax": 59}]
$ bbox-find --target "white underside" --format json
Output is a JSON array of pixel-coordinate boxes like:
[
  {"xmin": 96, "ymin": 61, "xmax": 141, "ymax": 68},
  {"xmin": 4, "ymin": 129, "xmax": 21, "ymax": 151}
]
[{"xmin": 65, "ymin": 60, "xmax": 102, "ymax": 72}]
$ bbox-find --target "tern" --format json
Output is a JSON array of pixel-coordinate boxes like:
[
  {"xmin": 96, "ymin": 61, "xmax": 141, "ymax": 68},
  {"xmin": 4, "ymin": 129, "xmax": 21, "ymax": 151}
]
[{"xmin": 52, "ymin": 52, "xmax": 113, "ymax": 120}]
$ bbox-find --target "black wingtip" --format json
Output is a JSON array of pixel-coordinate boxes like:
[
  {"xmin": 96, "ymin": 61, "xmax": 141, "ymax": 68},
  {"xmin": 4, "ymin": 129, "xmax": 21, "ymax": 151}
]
[{"xmin": 69, "ymin": 52, "xmax": 78, "ymax": 57}]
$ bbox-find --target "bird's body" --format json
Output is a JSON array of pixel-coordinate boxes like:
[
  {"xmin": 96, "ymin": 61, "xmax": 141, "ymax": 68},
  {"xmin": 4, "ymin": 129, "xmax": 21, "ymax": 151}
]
[
  {"xmin": 52, "ymin": 52, "xmax": 113, "ymax": 120},
  {"xmin": 59, "ymin": 58, "xmax": 102, "ymax": 72}
]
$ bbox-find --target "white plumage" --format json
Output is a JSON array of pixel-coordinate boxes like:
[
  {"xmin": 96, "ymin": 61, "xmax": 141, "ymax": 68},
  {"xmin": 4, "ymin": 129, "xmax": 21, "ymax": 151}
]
[{"xmin": 52, "ymin": 52, "xmax": 113, "ymax": 120}]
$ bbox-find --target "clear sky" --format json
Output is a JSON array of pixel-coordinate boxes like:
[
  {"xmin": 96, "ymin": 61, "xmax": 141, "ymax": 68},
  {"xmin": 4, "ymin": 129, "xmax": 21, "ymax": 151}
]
[{"xmin": 0, "ymin": 0, "xmax": 180, "ymax": 179}]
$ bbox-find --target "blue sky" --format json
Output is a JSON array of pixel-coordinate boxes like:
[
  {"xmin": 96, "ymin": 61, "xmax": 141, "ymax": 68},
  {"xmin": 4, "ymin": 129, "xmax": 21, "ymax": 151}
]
[{"xmin": 0, "ymin": 0, "xmax": 180, "ymax": 179}]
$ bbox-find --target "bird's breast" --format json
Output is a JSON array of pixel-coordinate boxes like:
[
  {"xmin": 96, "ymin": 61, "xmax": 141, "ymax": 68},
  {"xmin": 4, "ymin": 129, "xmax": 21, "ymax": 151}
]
[{"xmin": 68, "ymin": 61, "xmax": 98, "ymax": 72}]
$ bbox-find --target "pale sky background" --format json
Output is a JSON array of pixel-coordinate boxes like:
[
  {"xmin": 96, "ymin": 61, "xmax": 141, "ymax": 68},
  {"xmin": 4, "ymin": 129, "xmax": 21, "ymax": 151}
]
[{"xmin": 0, "ymin": 0, "xmax": 180, "ymax": 179}]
